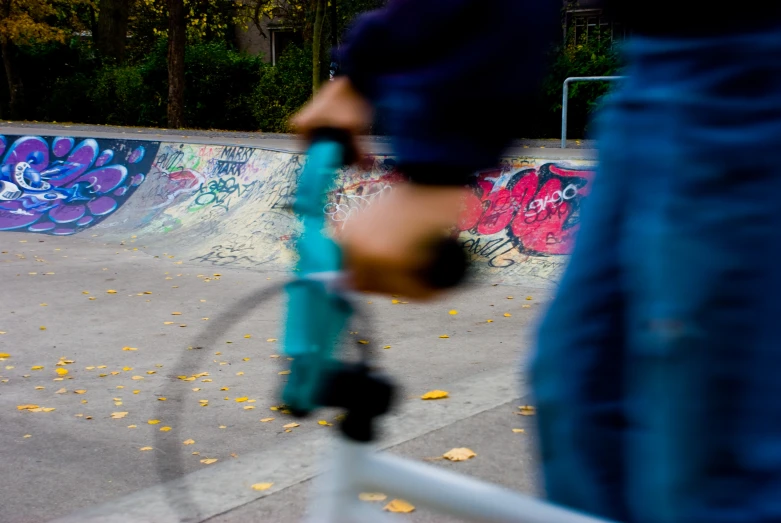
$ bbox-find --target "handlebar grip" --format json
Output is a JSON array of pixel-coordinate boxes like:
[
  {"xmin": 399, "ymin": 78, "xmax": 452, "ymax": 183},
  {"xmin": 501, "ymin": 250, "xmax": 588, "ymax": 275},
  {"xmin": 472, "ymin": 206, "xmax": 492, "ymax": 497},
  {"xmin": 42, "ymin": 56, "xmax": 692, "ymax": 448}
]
[
  {"xmin": 418, "ymin": 237, "xmax": 469, "ymax": 290},
  {"xmin": 309, "ymin": 128, "xmax": 357, "ymax": 166}
]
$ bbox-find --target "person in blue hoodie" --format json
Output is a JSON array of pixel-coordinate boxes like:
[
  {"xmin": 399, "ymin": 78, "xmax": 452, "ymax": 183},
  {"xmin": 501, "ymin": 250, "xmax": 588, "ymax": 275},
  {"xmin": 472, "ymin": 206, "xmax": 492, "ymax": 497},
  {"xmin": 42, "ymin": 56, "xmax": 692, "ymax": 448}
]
[{"xmin": 295, "ymin": 1, "xmax": 781, "ymax": 521}]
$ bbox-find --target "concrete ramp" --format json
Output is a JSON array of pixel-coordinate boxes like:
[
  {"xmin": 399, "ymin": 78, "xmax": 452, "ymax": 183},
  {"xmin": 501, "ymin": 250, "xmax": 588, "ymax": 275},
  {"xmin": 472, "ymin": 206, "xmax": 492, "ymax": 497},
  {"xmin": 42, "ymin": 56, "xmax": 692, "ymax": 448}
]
[{"xmin": 0, "ymin": 132, "xmax": 596, "ymax": 286}]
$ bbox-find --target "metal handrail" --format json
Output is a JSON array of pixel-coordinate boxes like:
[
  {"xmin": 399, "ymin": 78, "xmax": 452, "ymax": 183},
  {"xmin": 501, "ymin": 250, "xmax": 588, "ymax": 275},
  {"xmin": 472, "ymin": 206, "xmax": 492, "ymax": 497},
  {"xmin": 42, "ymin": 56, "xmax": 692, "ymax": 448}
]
[{"xmin": 561, "ymin": 76, "xmax": 626, "ymax": 148}]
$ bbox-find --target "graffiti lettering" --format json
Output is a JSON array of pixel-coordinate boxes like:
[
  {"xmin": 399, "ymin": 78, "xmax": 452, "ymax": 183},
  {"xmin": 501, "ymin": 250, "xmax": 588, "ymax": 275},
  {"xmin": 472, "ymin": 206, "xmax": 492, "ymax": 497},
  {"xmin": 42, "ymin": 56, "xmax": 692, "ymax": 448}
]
[
  {"xmin": 191, "ymin": 243, "xmax": 259, "ymax": 266},
  {"xmin": 191, "ymin": 177, "xmax": 258, "ymax": 211},
  {"xmin": 324, "ymin": 183, "xmax": 393, "ymax": 224},
  {"xmin": 156, "ymin": 146, "xmax": 186, "ymax": 173},
  {"xmin": 459, "ymin": 163, "xmax": 594, "ymax": 255},
  {"xmin": 460, "ymin": 237, "xmax": 517, "ymax": 268},
  {"xmin": 219, "ymin": 146, "xmax": 255, "ymax": 163}
]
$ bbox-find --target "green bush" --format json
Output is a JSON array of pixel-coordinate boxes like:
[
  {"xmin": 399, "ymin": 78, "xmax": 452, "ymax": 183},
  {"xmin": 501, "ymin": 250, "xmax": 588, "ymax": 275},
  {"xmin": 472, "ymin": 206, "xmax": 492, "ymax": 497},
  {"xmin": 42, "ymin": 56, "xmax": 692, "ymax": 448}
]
[
  {"xmin": 183, "ymin": 42, "xmax": 265, "ymax": 130},
  {"xmin": 90, "ymin": 65, "xmax": 160, "ymax": 126},
  {"xmin": 251, "ymin": 44, "xmax": 312, "ymax": 133},
  {"xmin": 541, "ymin": 28, "xmax": 624, "ymax": 139}
]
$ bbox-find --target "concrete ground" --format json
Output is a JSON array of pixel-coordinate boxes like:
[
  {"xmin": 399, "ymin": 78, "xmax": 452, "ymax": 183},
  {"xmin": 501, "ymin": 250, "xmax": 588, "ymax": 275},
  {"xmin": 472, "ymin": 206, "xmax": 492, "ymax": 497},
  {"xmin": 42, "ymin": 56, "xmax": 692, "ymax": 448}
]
[{"xmin": 0, "ymin": 232, "xmax": 555, "ymax": 523}]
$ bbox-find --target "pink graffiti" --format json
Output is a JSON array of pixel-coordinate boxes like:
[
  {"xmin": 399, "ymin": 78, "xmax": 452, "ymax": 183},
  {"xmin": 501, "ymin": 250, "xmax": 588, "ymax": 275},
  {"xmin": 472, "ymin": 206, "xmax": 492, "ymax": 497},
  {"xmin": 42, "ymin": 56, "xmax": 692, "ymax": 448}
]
[{"xmin": 458, "ymin": 164, "xmax": 595, "ymax": 255}]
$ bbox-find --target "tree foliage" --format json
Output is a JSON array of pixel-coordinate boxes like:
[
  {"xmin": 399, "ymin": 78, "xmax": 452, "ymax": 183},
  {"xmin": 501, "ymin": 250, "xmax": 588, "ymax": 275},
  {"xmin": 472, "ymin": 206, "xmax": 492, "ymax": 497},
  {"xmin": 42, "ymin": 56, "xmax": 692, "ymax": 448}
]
[
  {"xmin": 0, "ymin": 0, "xmax": 89, "ymax": 46},
  {"xmin": 542, "ymin": 27, "xmax": 624, "ymax": 138}
]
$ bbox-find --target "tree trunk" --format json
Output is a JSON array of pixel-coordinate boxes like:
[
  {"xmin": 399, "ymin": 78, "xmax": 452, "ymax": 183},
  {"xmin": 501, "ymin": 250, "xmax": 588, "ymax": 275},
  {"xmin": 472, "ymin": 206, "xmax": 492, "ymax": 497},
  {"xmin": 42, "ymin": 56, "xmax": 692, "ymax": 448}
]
[
  {"xmin": 95, "ymin": 0, "xmax": 130, "ymax": 63},
  {"xmin": 1, "ymin": 41, "xmax": 23, "ymax": 119},
  {"xmin": 167, "ymin": 0, "xmax": 186, "ymax": 128},
  {"xmin": 312, "ymin": 0, "xmax": 326, "ymax": 93}
]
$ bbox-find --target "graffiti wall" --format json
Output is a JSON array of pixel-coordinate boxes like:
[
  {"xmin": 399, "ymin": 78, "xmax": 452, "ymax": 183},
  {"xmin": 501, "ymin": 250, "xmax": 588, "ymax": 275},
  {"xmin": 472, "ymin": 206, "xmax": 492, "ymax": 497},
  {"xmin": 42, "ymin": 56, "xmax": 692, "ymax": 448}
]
[
  {"xmin": 0, "ymin": 132, "xmax": 596, "ymax": 282},
  {"xmin": 329, "ymin": 157, "xmax": 596, "ymax": 282},
  {"xmin": 92, "ymin": 143, "xmax": 305, "ymax": 268},
  {"xmin": 0, "ymin": 135, "xmax": 158, "ymax": 235}
]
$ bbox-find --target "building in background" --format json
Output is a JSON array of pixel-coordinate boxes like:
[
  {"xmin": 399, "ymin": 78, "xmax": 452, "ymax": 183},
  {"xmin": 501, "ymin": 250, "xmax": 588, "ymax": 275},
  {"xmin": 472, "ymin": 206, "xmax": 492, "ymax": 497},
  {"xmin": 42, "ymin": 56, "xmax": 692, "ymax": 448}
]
[
  {"xmin": 236, "ymin": 10, "xmax": 303, "ymax": 65},
  {"xmin": 563, "ymin": 0, "xmax": 628, "ymax": 42}
]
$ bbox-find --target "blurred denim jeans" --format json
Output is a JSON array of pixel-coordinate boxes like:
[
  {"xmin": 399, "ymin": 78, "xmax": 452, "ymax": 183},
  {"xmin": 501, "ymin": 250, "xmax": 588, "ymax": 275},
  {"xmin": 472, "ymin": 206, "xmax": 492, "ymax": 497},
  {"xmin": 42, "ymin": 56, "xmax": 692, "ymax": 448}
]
[{"xmin": 532, "ymin": 23, "xmax": 781, "ymax": 523}]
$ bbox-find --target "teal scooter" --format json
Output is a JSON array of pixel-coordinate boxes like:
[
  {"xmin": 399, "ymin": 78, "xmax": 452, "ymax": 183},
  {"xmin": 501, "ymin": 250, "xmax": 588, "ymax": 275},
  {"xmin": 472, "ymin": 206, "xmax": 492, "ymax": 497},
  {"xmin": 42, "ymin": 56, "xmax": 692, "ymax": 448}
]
[{"xmin": 281, "ymin": 129, "xmax": 612, "ymax": 523}]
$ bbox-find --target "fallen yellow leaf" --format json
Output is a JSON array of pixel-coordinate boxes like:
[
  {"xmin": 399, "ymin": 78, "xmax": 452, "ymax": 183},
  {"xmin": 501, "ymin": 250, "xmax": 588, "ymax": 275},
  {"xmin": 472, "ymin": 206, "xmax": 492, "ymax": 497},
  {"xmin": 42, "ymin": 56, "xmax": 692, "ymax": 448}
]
[
  {"xmin": 140, "ymin": 447, "xmax": 153, "ymax": 451},
  {"xmin": 39, "ymin": 326, "xmax": 46, "ymax": 330},
  {"xmin": 526, "ymin": 296, "xmax": 533, "ymax": 300},
  {"xmin": 251, "ymin": 483, "xmax": 274, "ymax": 492},
  {"xmin": 0, "ymin": 352, "xmax": 9, "ymax": 358},
  {"xmin": 147, "ymin": 419, "xmax": 161, "ymax": 425},
  {"xmin": 449, "ymin": 310, "xmax": 458, "ymax": 315},
  {"xmin": 146, "ymin": 371, "xmax": 156, "ymax": 375},
  {"xmin": 122, "ymin": 346, "xmax": 138, "ymax": 351},
  {"xmin": 384, "ymin": 499, "xmax": 415, "ymax": 513},
  {"xmin": 41, "ymin": 407, "xmax": 56, "ymax": 412},
  {"xmin": 421, "ymin": 390, "xmax": 449, "ymax": 400},
  {"xmin": 318, "ymin": 420, "xmax": 332, "ymax": 426},
  {"xmin": 391, "ymin": 299, "xmax": 400, "ymax": 304},
  {"xmin": 107, "ymin": 290, "xmax": 117, "ymax": 294},
  {"xmin": 23, "ymin": 435, "xmax": 32, "ymax": 439},
  {"xmin": 522, "ymin": 305, "xmax": 531, "ymax": 309},
  {"xmin": 55, "ymin": 388, "xmax": 66, "ymax": 394},
  {"xmin": 17, "ymin": 404, "xmax": 40, "ymax": 411},
  {"xmin": 40, "ymin": 303, "xmax": 47, "ymax": 307},
  {"xmin": 518, "ymin": 405, "xmax": 536, "ymax": 416},
  {"xmin": 220, "ymin": 387, "xmax": 230, "ymax": 391},
  {"xmin": 278, "ymin": 370, "xmax": 291, "ymax": 376},
  {"xmin": 158, "ymin": 397, "xmax": 166, "ymax": 401},
  {"xmin": 235, "ymin": 397, "xmax": 248, "ymax": 402},
  {"xmin": 131, "ymin": 376, "xmax": 144, "ymax": 380},
  {"xmin": 122, "ymin": 366, "xmax": 133, "ymax": 371},
  {"xmin": 200, "ymin": 458, "xmax": 218, "ymax": 465},
  {"xmin": 133, "ymin": 390, "xmax": 140, "ymax": 394},
  {"xmin": 512, "ymin": 428, "xmax": 526, "ymax": 433},
  {"xmin": 171, "ymin": 312, "xmax": 182, "ymax": 316},
  {"xmin": 31, "ymin": 366, "xmax": 43, "ymax": 370},
  {"xmin": 283, "ymin": 422, "xmax": 299, "ymax": 429},
  {"xmin": 242, "ymin": 358, "xmax": 250, "ymax": 362},
  {"xmin": 111, "ymin": 412, "xmax": 128, "ymax": 419},
  {"xmin": 504, "ymin": 313, "xmax": 512, "ymax": 317},
  {"xmin": 266, "ymin": 338, "xmax": 277, "ymax": 342},
  {"xmin": 160, "ymin": 426, "xmax": 172, "ymax": 432},
  {"xmin": 359, "ymin": 493, "xmax": 387, "ymax": 502},
  {"xmin": 219, "ymin": 425, "xmax": 226, "ymax": 429},
  {"xmin": 55, "ymin": 368, "xmax": 68, "ymax": 376},
  {"xmin": 260, "ymin": 418, "xmax": 274, "ymax": 422},
  {"xmin": 163, "ymin": 321, "xmax": 174, "ymax": 325},
  {"xmin": 244, "ymin": 334, "xmax": 252, "ymax": 339},
  {"xmin": 439, "ymin": 334, "xmax": 450, "ymax": 339},
  {"xmin": 183, "ymin": 439, "xmax": 195, "ymax": 445},
  {"xmin": 486, "ymin": 319, "xmax": 494, "ymax": 323},
  {"xmin": 443, "ymin": 448, "xmax": 477, "ymax": 461},
  {"xmin": 35, "ymin": 386, "xmax": 45, "ymax": 390}
]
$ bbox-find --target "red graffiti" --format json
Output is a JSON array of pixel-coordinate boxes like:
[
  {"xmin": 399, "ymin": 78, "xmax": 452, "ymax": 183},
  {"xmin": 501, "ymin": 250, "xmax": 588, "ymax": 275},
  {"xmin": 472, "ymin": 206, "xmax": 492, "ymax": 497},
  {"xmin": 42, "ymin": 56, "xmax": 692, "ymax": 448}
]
[{"xmin": 458, "ymin": 164, "xmax": 595, "ymax": 255}]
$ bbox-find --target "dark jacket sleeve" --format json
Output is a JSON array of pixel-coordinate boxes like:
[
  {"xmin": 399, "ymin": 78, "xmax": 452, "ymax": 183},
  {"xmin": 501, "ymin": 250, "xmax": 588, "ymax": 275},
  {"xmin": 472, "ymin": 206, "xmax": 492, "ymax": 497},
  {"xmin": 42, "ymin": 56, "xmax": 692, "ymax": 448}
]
[{"xmin": 338, "ymin": 0, "xmax": 561, "ymax": 184}]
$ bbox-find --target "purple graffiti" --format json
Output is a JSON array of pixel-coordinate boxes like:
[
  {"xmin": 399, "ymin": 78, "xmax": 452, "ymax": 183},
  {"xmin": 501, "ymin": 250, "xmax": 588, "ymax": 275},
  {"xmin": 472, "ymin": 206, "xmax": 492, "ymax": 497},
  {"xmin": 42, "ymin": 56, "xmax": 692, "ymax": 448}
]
[{"xmin": 0, "ymin": 135, "xmax": 158, "ymax": 235}]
